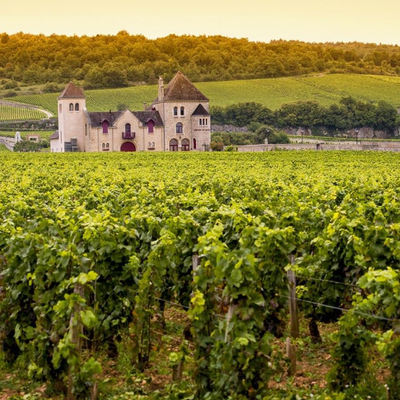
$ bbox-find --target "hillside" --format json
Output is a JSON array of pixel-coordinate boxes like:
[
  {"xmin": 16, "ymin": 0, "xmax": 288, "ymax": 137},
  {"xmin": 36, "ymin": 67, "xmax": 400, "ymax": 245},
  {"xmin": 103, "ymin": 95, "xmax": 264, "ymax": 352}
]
[
  {"xmin": 2, "ymin": 33, "xmax": 400, "ymax": 89},
  {"xmin": 8, "ymin": 74, "xmax": 400, "ymax": 118}
]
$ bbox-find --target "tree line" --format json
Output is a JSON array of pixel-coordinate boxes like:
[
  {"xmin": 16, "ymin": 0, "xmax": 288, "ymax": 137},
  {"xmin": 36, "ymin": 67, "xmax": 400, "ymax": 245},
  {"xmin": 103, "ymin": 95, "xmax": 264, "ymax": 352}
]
[
  {"xmin": 211, "ymin": 97, "xmax": 399, "ymax": 133},
  {"xmin": 2, "ymin": 32, "xmax": 400, "ymax": 88}
]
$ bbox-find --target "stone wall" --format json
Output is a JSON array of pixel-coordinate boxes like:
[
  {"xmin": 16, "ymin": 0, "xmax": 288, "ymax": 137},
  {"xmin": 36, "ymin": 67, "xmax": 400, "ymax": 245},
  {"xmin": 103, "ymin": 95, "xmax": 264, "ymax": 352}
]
[
  {"xmin": 0, "ymin": 118, "xmax": 57, "ymax": 131},
  {"xmin": 235, "ymin": 141, "xmax": 400, "ymax": 152},
  {"xmin": 284, "ymin": 126, "xmax": 398, "ymax": 139},
  {"xmin": 212, "ymin": 125, "xmax": 248, "ymax": 133}
]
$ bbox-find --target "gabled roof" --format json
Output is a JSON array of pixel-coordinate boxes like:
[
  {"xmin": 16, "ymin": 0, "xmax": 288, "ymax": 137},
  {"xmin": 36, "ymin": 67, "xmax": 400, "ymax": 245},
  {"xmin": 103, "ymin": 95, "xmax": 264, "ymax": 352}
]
[
  {"xmin": 87, "ymin": 111, "xmax": 123, "ymax": 127},
  {"xmin": 162, "ymin": 71, "xmax": 208, "ymax": 102},
  {"xmin": 192, "ymin": 104, "xmax": 210, "ymax": 116},
  {"xmin": 49, "ymin": 131, "xmax": 59, "ymax": 140},
  {"xmin": 132, "ymin": 111, "xmax": 163, "ymax": 127},
  {"xmin": 58, "ymin": 82, "xmax": 85, "ymax": 99}
]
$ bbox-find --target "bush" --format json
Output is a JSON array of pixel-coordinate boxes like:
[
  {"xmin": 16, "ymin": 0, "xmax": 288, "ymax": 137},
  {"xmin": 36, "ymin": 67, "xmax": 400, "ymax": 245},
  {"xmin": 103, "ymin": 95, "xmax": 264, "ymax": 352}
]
[
  {"xmin": 3, "ymin": 90, "xmax": 17, "ymax": 98},
  {"xmin": 268, "ymin": 131, "xmax": 290, "ymax": 144},
  {"xmin": 224, "ymin": 145, "xmax": 238, "ymax": 152},
  {"xmin": 210, "ymin": 141, "xmax": 224, "ymax": 151}
]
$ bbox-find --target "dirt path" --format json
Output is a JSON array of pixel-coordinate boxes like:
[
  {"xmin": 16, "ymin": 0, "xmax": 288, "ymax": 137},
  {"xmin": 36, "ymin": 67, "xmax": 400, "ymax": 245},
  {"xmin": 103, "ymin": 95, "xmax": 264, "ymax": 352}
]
[{"xmin": 0, "ymin": 100, "xmax": 53, "ymax": 119}]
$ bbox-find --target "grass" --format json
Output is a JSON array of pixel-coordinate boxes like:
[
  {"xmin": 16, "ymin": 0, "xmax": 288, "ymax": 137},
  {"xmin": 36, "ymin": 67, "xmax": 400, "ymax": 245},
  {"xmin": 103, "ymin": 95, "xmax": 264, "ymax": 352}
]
[
  {"xmin": 0, "ymin": 131, "xmax": 54, "ymax": 140},
  {"xmin": 0, "ymin": 104, "xmax": 48, "ymax": 121},
  {"xmin": 0, "ymin": 144, "xmax": 9, "ymax": 151},
  {"xmin": 8, "ymin": 74, "xmax": 400, "ymax": 117}
]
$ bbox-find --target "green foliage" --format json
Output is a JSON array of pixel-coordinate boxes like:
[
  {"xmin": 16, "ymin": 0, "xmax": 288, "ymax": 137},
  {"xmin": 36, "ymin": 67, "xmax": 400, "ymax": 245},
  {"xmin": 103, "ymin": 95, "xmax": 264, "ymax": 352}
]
[
  {"xmin": 3, "ymin": 33, "xmax": 400, "ymax": 88},
  {"xmin": 13, "ymin": 140, "xmax": 49, "ymax": 152},
  {"xmin": 9, "ymin": 74, "xmax": 400, "ymax": 119},
  {"xmin": 3, "ymin": 151, "xmax": 400, "ymax": 398}
]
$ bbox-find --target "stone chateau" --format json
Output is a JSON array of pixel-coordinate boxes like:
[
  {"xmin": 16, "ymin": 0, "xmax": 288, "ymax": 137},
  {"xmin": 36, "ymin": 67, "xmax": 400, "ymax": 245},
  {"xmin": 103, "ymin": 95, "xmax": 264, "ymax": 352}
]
[{"xmin": 50, "ymin": 71, "xmax": 211, "ymax": 152}]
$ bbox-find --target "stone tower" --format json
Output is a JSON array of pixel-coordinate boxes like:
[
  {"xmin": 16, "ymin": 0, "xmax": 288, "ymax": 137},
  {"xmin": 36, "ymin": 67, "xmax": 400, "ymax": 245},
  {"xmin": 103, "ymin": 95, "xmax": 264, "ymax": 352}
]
[{"xmin": 57, "ymin": 82, "xmax": 87, "ymax": 152}]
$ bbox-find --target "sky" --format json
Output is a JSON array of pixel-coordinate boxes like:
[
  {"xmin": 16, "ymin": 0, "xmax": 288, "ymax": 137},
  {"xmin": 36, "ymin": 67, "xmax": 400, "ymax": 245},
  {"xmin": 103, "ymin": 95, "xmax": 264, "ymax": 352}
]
[{"xmin": 0, "ymin": 0, "xmax": 399, "ymax": 45}]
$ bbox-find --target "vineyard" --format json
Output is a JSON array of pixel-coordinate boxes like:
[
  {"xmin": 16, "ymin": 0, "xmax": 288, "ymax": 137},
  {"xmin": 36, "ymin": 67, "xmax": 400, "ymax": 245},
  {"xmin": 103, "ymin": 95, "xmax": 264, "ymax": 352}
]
[
  {"xmin": 0, "ymin": 104, "xmax": 48, "ymax": 121},
  {"xmin": 9, "ymin": 73, "xmax": 400, "ymax": 117},
  {"xmin": 1, "ymin": 151, "xmax": 400, "ymax": 400}
]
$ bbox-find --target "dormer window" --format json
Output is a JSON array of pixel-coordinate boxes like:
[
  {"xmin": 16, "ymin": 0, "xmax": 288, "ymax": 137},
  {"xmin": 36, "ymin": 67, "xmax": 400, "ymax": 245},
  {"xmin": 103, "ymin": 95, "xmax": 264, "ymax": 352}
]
[
  {"xmin": 102, "ymin": 120, "xmax": 109, "ymax": 134},
  {"xmin": 125, "ymin": 123, "xmax": 131, "ymax": 134},
  {"xmin": 174, "ymin": 107, "xmax": 178, "ymax": 116},
  {"xmin": 69, "ymin": 103, "xmax": 74, "ymax": 112},
  {"xmin": 75, "ymin": 103, "xmax": 79, "ymax": 111},
  {"xmin": 180, "ymin": 106, "xmax": 185, "ymax": 116},
  {"xmin": 147, "ymin": 120, "xmax": 155, "ymax": 133}
]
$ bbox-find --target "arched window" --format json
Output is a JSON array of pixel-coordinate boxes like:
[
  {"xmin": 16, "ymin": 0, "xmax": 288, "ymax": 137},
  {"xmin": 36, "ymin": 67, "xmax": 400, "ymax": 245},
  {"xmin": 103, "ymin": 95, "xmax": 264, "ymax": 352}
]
[
  {"xmin": 176, "ymin": 123, "xmax": 183, "ymax": 134},
  {"xmin": 69, "ymin": 103, "xmax": 73, "ymax": 112},
  {"xmin": 125, "ymin": 123, "xmax": 131, "ymax": 134},
  {"xmin": 193, "ymin": 138, "xmax": 197, "ymax": 150},
  {"xmin": 102, "ymin": 120, "xmax": 109, "ymax": 134},
  {"xmin": 170, "ymin": 139, "xmax": 178, "ymax": 152},
  {"xmin": 181, "ymin": 138, "xmax": 190, "ymax": 151},
  {"xmin": 199, "ymin": 119, "xmax": 202, "ymax": 126},
  {"xmin": 174, "ymin": 106, "xmax": 178, "ymax": 116},
  {"xmin": 106, "ymin": 143, "xmax": 110, "ymax": 148},
  {"xmin": 147, "ymin": 120, "xmax": 155, "ymax": 133},
  {"xmin": 102, "ymin": 143, "xmax": 105, "ymax": 149},
  {"xmin": 75, "ymin": 103, "xmax": 79, "ymax": 111},
  {"xmin": 180, "ymin": 106, "xmax": 185, "ymax": 116}
]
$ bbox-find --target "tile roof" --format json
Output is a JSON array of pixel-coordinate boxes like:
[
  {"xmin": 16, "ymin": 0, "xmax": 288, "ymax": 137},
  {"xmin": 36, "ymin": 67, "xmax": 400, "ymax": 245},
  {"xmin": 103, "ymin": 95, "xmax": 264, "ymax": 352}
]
[
  {"xmin": 161, "ymin": 71, "xmax": 208, "ymax": 102},
  {"xmin": 49, "ymin": 131, "xmax": 59, "ymax": 140},
  {"xmin": 58, "ymin": 82, "xmax": 85, "ymax": 99},
  {"xmin": 87, "ymin": 111, "xmax": 123, "ymax": 127},
  {"xmin": 87, "ymin": 110, "xmax": 163, "ymax": 127},
  {"xmin": 192, "ymin": 104, "xmax": 210, "ymax": 116},
  {"xmin": 132, "ymin": 111, "xmax": 163, "ymax": 127}
]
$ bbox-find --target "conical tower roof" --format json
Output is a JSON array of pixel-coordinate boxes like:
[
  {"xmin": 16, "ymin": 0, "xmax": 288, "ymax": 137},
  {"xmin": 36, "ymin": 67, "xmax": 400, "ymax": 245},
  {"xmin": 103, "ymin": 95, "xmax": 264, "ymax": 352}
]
[
  {"xmin": 163, "ymin": 71, "xmax": 208, "ymax": 101},
  {"xmin": 58, "ymin": 82, "xmax": 85, "ymax": 99}
]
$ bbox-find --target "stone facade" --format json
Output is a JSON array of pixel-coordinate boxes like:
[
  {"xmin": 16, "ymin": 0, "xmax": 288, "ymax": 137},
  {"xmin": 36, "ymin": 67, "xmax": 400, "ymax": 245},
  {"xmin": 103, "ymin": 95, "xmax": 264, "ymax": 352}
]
[{"xmin": 50, "ymin": 72, "xmax": 211, "ymax": 153}]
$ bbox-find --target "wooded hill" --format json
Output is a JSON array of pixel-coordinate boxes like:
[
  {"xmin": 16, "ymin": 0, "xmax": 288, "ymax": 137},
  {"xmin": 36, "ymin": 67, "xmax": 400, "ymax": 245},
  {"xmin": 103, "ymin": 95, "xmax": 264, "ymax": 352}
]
[{"xmin": 2, "ymin": 32, "xmax": 400, "ymax": 88}]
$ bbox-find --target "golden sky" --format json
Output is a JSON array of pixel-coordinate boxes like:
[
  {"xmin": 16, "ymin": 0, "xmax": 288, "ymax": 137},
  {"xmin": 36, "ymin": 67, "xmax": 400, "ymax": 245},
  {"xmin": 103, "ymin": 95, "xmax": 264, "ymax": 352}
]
[{"xmin": 0, "ymin": 0, "xmax": 398, "ymax": 44}]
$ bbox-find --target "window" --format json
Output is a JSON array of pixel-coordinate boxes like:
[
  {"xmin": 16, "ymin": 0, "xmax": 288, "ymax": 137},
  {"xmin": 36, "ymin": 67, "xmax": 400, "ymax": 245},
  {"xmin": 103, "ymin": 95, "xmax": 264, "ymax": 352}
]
[
  {"xmin": 181, "ymin": 139, "xmax": 190, "ymax": 151},
  {"xmin": 125, "ymin": 123, "xmax": 131, "ymax": 134},
  {"xmin": 102, "ymin": 120, "xmax": 109, "ymax": 134},
  {"xmin": 174, "ymin": 106, "xmax": 178, "ymax": 116},
  {"xmin": 199, "ymin": 119, "xmax": 202, "ymax": 126},
  {"xmin": 85, "ymin": 124, "xmax": 88, "ymax": 136},
  {"xmin": 170, "ymin": 139, "xmax": 178, "ymax": 152},
  {"xmin": 106, "ymin": 143, "xmax": 110, "ymax": 149},
  {"xmin": 69, "ymin": 103, "xmax": 73, "ymax": 112},
  {"xmin": 75, "ymin": 103, "xmax": 79, "ymax": 111},
  {"xmin": 176, "ymin": 122, "xmax": 183, "ymax": 134},
  {"xmin": 147, "ymin": 120, "xmax": 155, "ymax": 133},
  {"xmin": 102, "ymin": 143, "xmax": 105, "ymax": 149},
  {"xmin": 180, "ymin": 106, "xmax": 185, "ymax": 116},
  {"xmin": 59, "ymin": 104, "xmax": 62, "ymax": 113},
  {"xmin": 193, "ymin": 138, "xmax": 197, "ymax": 150},
  {"xmin": 205, "ymin": 118, "xmax": 208, "ymax": 125}
]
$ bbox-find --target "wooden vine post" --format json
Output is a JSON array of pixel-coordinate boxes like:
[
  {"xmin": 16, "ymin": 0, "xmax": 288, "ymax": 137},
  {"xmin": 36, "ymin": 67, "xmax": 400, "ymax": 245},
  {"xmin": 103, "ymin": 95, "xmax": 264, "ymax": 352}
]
[
  {"xmin": 172, "ymin": 255, "xmax": 200, "ymax": 383},
  {"xmin": 286, "ymin": 254, "xmax": 299, "ymax": 376},
  {"xmin": 68, "ymin": 283, "xmax": 84, "ymax": 400}
]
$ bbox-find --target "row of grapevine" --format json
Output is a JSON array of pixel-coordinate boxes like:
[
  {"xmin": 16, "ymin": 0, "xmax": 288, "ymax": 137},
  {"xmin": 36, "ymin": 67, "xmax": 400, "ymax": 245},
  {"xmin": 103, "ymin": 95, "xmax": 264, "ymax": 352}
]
[
  {"xmin": 0, "ymin": 104, "xmax": 47, "ymax": 121},
  {"xmin": 1, "ymin": 151, "xmax": 400, "ymax": 399}
]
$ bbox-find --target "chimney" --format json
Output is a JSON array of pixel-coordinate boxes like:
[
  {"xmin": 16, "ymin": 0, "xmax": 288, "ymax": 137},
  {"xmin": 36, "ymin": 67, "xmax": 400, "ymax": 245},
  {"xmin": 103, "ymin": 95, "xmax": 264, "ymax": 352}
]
[{"xmin": 158, "ymin": 76, "xmax": 164, "ymax": 101}]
